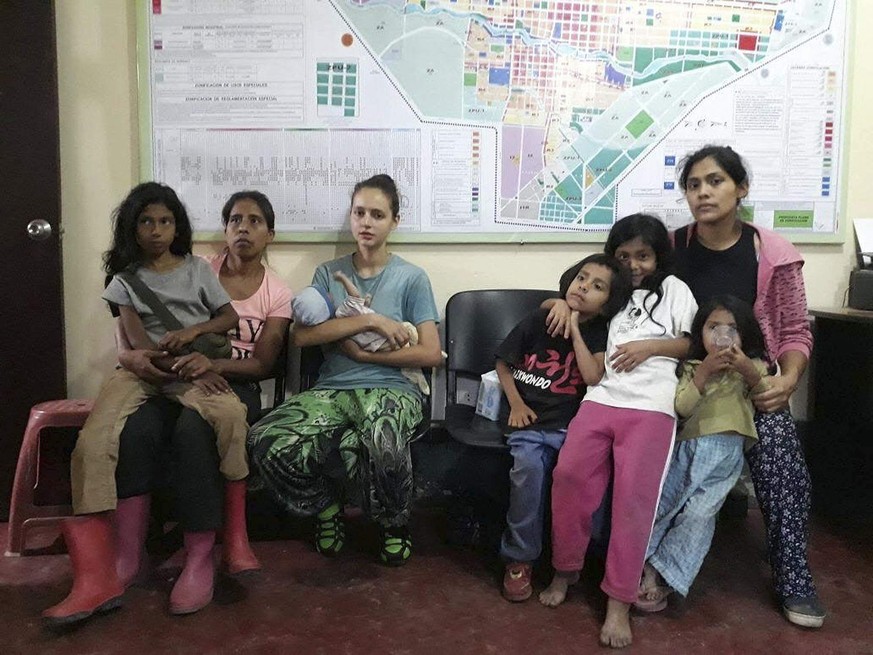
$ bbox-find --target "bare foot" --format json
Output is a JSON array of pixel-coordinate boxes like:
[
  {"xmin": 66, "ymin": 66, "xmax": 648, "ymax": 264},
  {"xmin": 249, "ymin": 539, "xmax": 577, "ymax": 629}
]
[
  {"xmin": 538, "ymin": 570, "xmax": 579, "ymax": 608},
  {"xmin": 600, "ymin": 598, "xmax": 633, "ymax": 648},
  {"xmin": 644, "ymin": 584, "xmax": 674, "ymax": 603},
  {"xmin": 639, "ymin": 562, "xmax": 659, "ymax": 595},
  {"xmin": 641, "ymin": 566, "xmax": 673, "ymax": 602},
  {"xmin": 333, "ymin": 270, "xmax": 361, "ymax": 297}
]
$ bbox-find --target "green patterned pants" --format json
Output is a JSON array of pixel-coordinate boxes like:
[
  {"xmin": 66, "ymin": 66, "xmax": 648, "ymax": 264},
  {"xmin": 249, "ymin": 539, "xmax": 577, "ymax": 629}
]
[{"xmin": 247, "ymin": 388, "xmax": 422, "ymax": 527}]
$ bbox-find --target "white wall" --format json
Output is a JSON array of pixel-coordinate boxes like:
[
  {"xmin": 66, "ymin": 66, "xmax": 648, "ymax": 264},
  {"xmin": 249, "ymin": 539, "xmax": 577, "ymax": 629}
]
[{"xmin": 57, "ymin": 1, "xmax": 870, "ymax": 398}]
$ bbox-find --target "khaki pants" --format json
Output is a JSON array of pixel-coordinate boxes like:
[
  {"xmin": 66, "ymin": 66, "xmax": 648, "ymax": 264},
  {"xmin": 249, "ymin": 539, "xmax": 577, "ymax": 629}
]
[{"xmin": 71, "ymin": 368, "xmax": 249, "ymax": 514}]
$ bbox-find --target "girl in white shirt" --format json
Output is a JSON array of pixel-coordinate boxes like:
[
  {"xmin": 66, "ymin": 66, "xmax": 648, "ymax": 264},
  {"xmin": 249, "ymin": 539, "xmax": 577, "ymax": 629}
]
[{"xmin": 539, "ymin": 214, "xmax": 697, "ymax": 649}]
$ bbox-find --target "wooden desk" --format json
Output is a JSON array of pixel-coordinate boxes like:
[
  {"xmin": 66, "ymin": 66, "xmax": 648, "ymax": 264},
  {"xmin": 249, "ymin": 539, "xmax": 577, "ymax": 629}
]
[
  {"xmin": 809, "ymin": 306, "xmax": 873, "ymax": 325},
  {"xmin": 807, "ymin": 307, "xmax": 873, "ymax": 522}
]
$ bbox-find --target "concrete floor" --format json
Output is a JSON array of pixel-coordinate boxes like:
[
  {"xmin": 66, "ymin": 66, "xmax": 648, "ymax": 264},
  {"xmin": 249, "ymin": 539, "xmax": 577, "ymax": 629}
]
[{"xmin": 1, "ymin": 501, "xmax": 872, "ymax": 655}]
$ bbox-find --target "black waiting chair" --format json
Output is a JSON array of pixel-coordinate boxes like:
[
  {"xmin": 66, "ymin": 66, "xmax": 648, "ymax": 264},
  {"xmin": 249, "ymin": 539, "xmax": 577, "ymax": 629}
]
[
  {"xmin": 268, "ymin": 329, "xmax": 290, "ymax": 409},
  {"xmin": 443, "ymin": 289, "xmax": 558, "ymax": 449},
  {"xmin": 298, "ymin": 344, "xmax": 323, "ymax": 395},
  {"xmin": 440, "ymin": 288, "xmax": 558, "ymax": 549}
]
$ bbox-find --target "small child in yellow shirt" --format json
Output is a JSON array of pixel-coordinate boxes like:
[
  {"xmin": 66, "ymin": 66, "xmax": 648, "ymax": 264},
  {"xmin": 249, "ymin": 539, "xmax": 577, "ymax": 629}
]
[{"xmin": 637, "ymin": 294, "xmax": 769, "ymax": 611}]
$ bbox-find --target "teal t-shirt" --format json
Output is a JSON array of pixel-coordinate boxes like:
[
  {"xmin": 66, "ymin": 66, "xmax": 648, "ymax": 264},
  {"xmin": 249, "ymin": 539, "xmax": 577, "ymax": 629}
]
[{"xmin": 311, "ymin": 254, "xmax": 439, "ymax": 394}]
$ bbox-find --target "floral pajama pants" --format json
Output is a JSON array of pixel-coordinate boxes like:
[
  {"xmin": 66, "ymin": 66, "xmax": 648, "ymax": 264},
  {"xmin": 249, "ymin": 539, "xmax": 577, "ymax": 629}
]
[
  {"xmin": 747, "ymin": 409, "xmax": 817, "ymax": 600},
  {"xmin": 247, "ymin": 388, "xmax": 422, "ymax": 528}
]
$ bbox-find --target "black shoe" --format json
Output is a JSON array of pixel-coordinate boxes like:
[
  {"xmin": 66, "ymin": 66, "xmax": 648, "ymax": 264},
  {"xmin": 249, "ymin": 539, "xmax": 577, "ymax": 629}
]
[{"xmin": 782, "ymin": 595, "xmax": 826, "ymax": 628}]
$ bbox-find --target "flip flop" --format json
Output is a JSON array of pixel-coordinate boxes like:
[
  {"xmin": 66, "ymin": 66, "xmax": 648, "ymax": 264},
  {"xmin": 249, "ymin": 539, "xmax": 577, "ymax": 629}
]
[
  {"xmin": 633, "ymin": 586, "xmax": 672, "ymax": 613},
  {"xmin": 633, "ymin": 595, "xmax": 667, "ymax": 612}
]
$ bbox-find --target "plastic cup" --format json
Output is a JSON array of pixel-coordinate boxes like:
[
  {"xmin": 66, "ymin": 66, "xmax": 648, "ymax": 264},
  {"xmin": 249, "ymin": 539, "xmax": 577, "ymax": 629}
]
[{"xmin": 713, "ymin": 324, "xmax": 736, "ymax": 350}]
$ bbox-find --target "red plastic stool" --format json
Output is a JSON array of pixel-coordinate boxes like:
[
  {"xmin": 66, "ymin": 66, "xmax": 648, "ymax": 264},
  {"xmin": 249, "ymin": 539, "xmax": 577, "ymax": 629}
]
[{"xmin": 5, "ymin": 399, "xmax": 93, "ymax": 556}]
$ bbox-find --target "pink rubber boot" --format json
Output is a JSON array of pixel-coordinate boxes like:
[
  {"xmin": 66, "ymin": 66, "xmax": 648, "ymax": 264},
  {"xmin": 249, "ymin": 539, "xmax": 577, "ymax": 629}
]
[
  {"xmin": 42, "ymin": 515, "xmax": 124, "ymax": 627},
  {"xmin": 115, "ymin": 494, "xmax": 151, "ymax": 588},
  {"xmin": 169, "ymin": 531, "xmax": 216, "ymax": 615},
  {"xmin": 221, "ymin": 480, "xmax": 261, "ymax": 576}
]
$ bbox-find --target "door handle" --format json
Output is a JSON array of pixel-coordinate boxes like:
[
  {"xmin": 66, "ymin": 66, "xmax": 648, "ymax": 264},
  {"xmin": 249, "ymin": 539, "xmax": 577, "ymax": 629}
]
[{"xmin": 26, "ymin": 219, "xmax": 53, "ymax": 241}]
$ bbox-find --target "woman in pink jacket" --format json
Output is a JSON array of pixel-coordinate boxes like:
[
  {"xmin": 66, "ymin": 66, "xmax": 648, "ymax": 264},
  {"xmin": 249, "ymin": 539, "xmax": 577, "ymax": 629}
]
[{"xmin": 670, "ymin": 145, "xmax": 824, "ymax": 628}]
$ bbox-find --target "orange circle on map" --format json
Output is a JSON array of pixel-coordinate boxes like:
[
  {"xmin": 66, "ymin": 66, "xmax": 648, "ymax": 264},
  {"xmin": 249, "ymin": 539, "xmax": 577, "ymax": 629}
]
[{"xmin": 341, "ymin": 33, "xmax": 353, "ymax": 47}]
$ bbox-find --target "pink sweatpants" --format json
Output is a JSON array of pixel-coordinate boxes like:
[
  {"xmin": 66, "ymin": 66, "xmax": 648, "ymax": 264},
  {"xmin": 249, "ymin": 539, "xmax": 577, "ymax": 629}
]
[{"xmin": 551, "ymin": 401, "xmax": 675, "ymax": 603}]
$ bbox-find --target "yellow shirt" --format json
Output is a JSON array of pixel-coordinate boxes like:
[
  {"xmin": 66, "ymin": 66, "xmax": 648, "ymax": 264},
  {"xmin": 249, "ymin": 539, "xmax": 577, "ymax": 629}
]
[{"xmin": 674, "ymin": 359, "xmax": 770, "ymax": 443}]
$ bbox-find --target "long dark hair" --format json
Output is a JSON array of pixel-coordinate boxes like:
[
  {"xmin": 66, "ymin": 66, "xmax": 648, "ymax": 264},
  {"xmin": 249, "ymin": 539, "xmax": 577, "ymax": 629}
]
[
  {"xmin": 604, "ymin": 213, "xmax": 674, "ymax": 332},
  {"xmin": 221, "ymin": 190, "xmax": 276, "ymax": 230},
  {"xmin": 678, "ymin": 145, "xmax": 750, "ymax": 207},
  {"xmin": 102, "ymin": 182, "xmax": 192, "ymax": 276},
  {"xmin": 559, "ymin": 253, "xmax": 632, "ymax": 320},
  {"xmin": 686, "ymin": 294, "xmax": 766, "ymax": 362}
]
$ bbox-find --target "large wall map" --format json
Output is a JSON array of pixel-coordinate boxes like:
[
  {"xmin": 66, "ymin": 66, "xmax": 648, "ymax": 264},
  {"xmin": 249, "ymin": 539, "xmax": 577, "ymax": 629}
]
[{"xmin": 144, "ymin": 0, "xmax": 848, "ymax": 241}]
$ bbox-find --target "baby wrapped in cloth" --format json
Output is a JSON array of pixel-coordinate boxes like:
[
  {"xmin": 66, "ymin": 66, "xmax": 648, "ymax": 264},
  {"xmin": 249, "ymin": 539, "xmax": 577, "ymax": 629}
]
[{"xmin": 292, "ymin": 271, "xmax": 430, "ymax": 394}]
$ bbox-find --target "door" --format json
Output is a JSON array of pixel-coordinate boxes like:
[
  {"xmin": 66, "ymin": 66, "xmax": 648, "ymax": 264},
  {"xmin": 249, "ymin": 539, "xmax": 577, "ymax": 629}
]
[{"xmin": 0, "ymin": 2, "xmax": 66, "ymax": 520}]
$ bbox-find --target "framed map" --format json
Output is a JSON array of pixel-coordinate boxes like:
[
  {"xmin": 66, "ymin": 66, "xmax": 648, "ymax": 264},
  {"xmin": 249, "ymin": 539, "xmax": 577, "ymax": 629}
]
[{"xmin": 139, "ymin": 0, "xmax": 850, "ymax": 242}]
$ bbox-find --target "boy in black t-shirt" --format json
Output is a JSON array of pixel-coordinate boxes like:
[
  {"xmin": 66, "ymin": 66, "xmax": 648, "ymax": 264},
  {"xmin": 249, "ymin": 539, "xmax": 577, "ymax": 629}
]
[{"xmin": 497, "ymin": 254, "xmax": 632, "ymax": 602}]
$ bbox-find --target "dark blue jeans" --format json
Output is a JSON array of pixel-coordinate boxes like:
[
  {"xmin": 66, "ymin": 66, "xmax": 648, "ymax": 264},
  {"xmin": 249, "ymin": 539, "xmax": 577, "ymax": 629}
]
[{"xmin": 500, "ymin": 428, "xmax": 567, "ymax": 563}]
